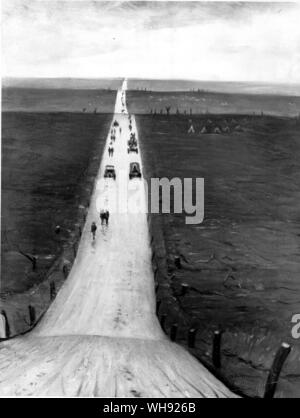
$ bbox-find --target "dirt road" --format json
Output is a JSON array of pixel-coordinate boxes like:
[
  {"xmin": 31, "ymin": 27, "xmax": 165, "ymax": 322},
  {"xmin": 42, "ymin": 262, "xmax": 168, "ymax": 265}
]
[{"xmin": 0, "ymin": 80, "xmax": 236, "ymax": 397}]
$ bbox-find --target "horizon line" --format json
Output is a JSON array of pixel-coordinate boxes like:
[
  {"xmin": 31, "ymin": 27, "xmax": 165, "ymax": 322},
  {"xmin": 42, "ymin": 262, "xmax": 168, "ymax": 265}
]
[{"xmin": 3, "ymin": 76, "xmax": 300, "ymax": 86}]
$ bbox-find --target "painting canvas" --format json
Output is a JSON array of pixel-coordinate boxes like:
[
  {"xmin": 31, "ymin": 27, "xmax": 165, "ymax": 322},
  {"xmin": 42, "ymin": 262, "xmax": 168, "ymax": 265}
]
[{"xmin": 1, "ymin": 0, "xmax": 300, "ymax": 400}]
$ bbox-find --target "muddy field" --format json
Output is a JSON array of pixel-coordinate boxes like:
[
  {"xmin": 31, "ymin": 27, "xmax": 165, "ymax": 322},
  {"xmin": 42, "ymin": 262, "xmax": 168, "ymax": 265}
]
[
  {"xmin": 127, "ymin": 90, "xmax": 300, "ymax": 117},
  {"xmin": 137, "ymin": 113, "xmax": 300, "ymax": 398},
  {"xmin": 1, "ymin": 85, "xmax": 300, "ymax": 396},
  {"xmin": 2, "ymin": 88, "xmax": 117, "ymax": 113},
  {"xmin": 127, "ymin": 79, "xmax": 300, "ymax": 97},
  {"xmin": 3, "ymin": 77, "xmax": 122, "ymax": 90},
  {"xmin": 1, "ymin": 112, "xmax": 110, "ymax": 333}
]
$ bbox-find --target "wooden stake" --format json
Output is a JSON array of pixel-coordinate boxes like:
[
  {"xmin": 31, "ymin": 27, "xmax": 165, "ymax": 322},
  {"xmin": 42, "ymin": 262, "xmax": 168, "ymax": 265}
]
[
  {"xmin": 63, "ymin": 264, "xmax": 68, "ymax": 278},
  {"xmin": 188, "ymin": 328, "xmax": 197, "ymax": 348},
  {"xmin": 212, "ymin": 330, "xmax": 222, "ymax": 369},
  {"xmin": 28, "ymin": 305, "xmax": 36, "ymax": 327},
  {"xmin": 1, "ymin": 310, "xmax": 10, "ymax": 339},
  {"xmin": 181, "ymin": 283, "xmax": 189, "ymax": 296},
  {"xmin": 174, "ymin": 256, "xmax": 181, "ymax": 269},
  {"xmin": 73, "ymin": 243, "xmax": 77, "ymax": 257},
  {"xmin": 170, "ymin": 324, "xmax": 178, "ymax": 342},
  {"xmin": 156, "ymin": 300, "xmax": 161, "ymax": 315},
  {"xmin": 264, "ymin": 342, "xmax": 291, "ymax": 399},
  {"xmin": 160, "ymin": 313, "xmax": 167, "ymax": 332},
  {"xmin": 50, "ymin": 281, "xmax": 56, "ymax": 301}
]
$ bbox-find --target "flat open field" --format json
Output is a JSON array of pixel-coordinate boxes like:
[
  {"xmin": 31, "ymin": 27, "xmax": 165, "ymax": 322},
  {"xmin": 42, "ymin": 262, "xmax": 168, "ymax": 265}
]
[
  {"xmin": 1, "ymin": 112, "xmax": 110, "ymax": 328},
  {"xmin": 1, "ymin": 84, "xmax": 299, "ymax": 396},
  {"xmin": 3, "ymin": 77, "xmax": 122, "ymax": 90},
  {"xmin": 127, "ymin": 90, "xmax": 300, "ymax": 117},
  {"xmin": 2, "ymin": 88, "xmax": 117, "ymax": 113},
  {"xmin": 137, "ymin": 113, "xmax": 300, "ymax": 398},
  {"xmin": 127, "ymin": 79, "xmax": 300, "ymax": 96}
]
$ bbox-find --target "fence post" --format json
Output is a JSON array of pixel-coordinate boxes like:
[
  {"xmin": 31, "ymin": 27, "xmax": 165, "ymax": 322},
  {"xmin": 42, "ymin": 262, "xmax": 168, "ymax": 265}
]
[
  {"xmin": 156, "ymin": 300, "xmax": 161, "ymax": 315},
  {"xmin": 32, "ymin": 256, "xmax": 37, "ymax": 271},
  {"xmin": 188, "ymin": 328, "xmax": 197, "ymax": 348},
  {"xmin": 50, "ymin": 281, "xmax": 56, "ymax": 301},
  {"xmin": 181, "ymin": 283, "xmax": 189, "ymax": 296},
  {"xmin": 264, "ymin": 342, "xmax": 291, "ymax": 399},
  {"xmin": 174, "ymin": 256, "xmax": 181, "ymax": 269},
  {"xmin": 212, "ymin": 330, "xmax": 222, "ymax": 369},
  {"xmin": 63, "ymin": 263, "xmax": 69, "ymax": 278},
  {"xmin": 28, "ymin": 305, "xmax": 36, "ymax": 327},
  {"xmin": 0, "ymin": 310, "xmax": 10, "ymax": 339},
  {"xmin": 170, "ymin": 324, "xmax": 178, "ymax": 342},
  {"xmin": 160, "ymin": 313, "xmax": 167, "ymax": 332}
]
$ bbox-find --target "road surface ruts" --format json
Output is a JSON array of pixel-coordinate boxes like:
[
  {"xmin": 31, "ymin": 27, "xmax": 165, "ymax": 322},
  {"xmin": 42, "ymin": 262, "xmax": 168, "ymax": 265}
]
[{"xmin": 0, "ymin": 80, "xmax": 236, "ymax": 397}]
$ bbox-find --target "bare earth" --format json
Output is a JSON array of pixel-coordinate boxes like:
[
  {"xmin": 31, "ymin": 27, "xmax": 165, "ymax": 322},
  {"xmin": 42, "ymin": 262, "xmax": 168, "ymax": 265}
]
[
  {"xmin": 136, "ymin": 113, "xmax": 300, "ymax": 398},
  {"xmin": 0, "ymin": 81, "xmax": 235, "ymax": 397}
]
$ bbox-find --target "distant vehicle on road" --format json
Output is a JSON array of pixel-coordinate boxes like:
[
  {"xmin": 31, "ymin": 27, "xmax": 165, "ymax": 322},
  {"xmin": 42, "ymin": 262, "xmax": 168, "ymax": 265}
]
[
  {"xmin": 128, "ymin": 134, "xmax": 137, "ymax": 148},
  {"xmin": 113, "ymin": 120, "xmax": 119, "ymax": 127},
  {"xmin": 129, "ymin": 162, "xmax": 142, "ymax": 179},
  {"xmin": 128, "ymin": 144, "xmax": 138, "ymax": 154},
  {"xmin": 104, "ymin": 165, "xmax": 116, "ymax": 180}
]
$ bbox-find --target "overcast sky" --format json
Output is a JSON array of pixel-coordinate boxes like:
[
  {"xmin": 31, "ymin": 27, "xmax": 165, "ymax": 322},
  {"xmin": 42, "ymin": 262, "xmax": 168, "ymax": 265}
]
[{"xmin": 2, "ymin": 1, "xmax": 300, "ymax": 83}]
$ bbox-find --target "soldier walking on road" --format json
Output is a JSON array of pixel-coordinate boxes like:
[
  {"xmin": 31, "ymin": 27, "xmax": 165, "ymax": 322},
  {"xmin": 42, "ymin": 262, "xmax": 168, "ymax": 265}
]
[
  {"xmin": 91, "ymin": 222, "xmax": 97, "ymax": 241},
  {"xmin": 105, "ymin": 210, "xmax": 110, "ymax": 226},
  {"xmin": 100, "ymin": 210, "xmax": 110, "ymax": 226},
  {"xmin": 100, "ymin": 210, "xmax": 105, "ymax": 225}
]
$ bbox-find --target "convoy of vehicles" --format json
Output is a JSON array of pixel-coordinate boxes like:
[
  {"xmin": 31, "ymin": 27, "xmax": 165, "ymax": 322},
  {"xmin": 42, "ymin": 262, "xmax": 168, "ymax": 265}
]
[
  {"xmin": 104, "ymin": 165, "xmax": 116, "ymax": 180},
  {"xmin": 104, "ymin": 118, "xmax": 141, "ymax": 181}
]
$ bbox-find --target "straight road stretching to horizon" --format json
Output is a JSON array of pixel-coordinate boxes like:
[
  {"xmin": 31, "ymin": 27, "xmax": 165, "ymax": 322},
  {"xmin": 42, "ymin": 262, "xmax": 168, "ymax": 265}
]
[{"xmin": 0, "ymin": 80, "xmax": 236, "ymax": 397}]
